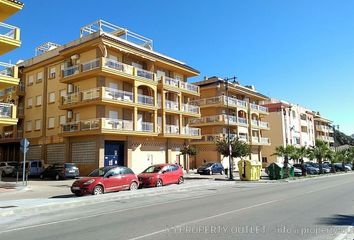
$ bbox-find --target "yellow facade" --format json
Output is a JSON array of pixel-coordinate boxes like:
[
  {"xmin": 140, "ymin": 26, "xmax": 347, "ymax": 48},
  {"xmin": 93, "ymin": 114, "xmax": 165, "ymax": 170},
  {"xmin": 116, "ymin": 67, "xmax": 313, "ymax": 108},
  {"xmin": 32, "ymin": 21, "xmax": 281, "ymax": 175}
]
[
  {"xmin": 0, "ymin": 0, "xmax": 23, "ymax": 153},
  {"xmin": 313, "ymin": 113, "xmax": 334, "ymax": 146},
  {"xmin": 190, "ymin": 77, "xmax": 270, "ymax": 169},
  {"xmin": 1, "ymin": 20, "xmax": 201, "ymax": 175}
]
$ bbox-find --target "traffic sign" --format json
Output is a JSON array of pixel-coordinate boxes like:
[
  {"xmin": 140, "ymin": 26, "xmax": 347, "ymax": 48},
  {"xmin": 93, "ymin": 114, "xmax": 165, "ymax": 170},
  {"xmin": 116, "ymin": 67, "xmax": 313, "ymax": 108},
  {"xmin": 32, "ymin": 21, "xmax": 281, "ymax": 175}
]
[{"xmin": 20, "ymin": 138, "xmax": 30, "ymax": 148}]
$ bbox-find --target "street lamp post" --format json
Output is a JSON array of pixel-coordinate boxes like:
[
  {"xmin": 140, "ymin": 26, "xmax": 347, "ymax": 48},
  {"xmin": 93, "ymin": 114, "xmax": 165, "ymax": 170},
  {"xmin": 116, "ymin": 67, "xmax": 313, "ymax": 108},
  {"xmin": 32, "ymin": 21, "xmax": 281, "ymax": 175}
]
[{"xmin": 224, "ymin": 76, "xmax": 237, "ymax": 180}]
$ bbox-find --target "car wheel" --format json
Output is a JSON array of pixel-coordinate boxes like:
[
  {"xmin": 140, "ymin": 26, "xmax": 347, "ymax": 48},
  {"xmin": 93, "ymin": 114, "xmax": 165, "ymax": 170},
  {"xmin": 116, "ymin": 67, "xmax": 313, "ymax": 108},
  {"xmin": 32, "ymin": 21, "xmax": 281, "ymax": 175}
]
[
  {"xmin": 178, "ymin": 176, "xmax": 184, "ymax": 184},
  {"xmin": 130, "ymin": 181, "xmax": 138, "ymax": 191},
  {"xmin": 221, "ymin": 170, "xmax": 225, "ymax": 175},
  {"xmin": 74, "ymin": 193, "xmax": 83, "ymax": 197},
  {"xmin": 92, "ymin": 185, "xmax": 104, "ymax": 195},
  {"xmin": 156, "ymin": 179, "xmax": 163, "ymax": 187},
  {"xmin": 55, "ymin": 174, "xmax": 60, "ymax": 181}
]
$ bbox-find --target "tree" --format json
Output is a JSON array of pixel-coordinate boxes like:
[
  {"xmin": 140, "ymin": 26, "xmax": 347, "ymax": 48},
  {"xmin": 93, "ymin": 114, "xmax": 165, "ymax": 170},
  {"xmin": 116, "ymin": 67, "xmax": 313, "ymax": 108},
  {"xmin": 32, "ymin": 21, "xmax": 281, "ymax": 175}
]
[
  {"xmin": 325, "ymin": 149, "xmax": 337, "ymax": 173},
  {"xmin": 347, "ymin": 147, "xmax": 354, "ymax": 170},
  {"xmin": 180, "ymin": 145, "xmax": 197, "ymax": 172},
  {"xmin": 290, "ymin": 146, "xmax": 308, "ymax": 176},
  {"xmin": 216, "ymin": 138, "xmax": 250, "ymax": 160},
  {"xmin": 272, "ymin": 145, "xmax": 296, "ymax": 178},
  {"xmin": 307, "ymin": 140, "xmax": 330, "ymax": 174}
]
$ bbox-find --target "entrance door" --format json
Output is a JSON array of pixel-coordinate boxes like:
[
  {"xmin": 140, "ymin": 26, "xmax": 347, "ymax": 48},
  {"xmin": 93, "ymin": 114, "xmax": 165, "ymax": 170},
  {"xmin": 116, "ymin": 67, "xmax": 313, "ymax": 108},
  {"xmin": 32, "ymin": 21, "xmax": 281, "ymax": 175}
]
[{"xmin": 104, "ymin": 141, "xmax": 125, "ymax": 167}]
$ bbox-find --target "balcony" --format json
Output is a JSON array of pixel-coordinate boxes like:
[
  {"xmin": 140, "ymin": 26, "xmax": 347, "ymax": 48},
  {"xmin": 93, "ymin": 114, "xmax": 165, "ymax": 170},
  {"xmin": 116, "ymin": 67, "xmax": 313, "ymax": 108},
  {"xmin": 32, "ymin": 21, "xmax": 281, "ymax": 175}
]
[
  {"xmin": 0, "ymin": 22, "xmax": 21, "ymax": 55},
  {"xmin": 181, "ymin": 127, "xmax": 201, "ymax": 137},
  {"xmin": 251, "ymin": 119, "xmax": 270, "ymax": 129},
  {"xmin": 165, "ymin": 100, "xmax": 179, "ymax": 111},
  {"xmin": 0, "ymin": 0, "xmax": 23, "ymax": 22},
  {"xmin": 0, "ymin": 129, "xmax": 23, "ymax": 142},
  {"xmin": 191, "ymin": 96, "xmax": 248, "ymax": 109},
  {"xmin": 316, "ymin": 135, "xmax": 334, "ymax": 143},
  {"xmin": 158, "ymin": 76, "xmax": 199, "ymax": 96},
  {"xmin": 250, "ymin": 103, "xmax": 269, "ymax": 114},
  {"xmin": 181, "ymin": 103, "xmax": 200, "ymax": 115},
  {"xmin": 0, "ymin": 102, "xmax": 17, "ymax": 126},
  {"xmin": 0, "ymin": 62, "xmax": 19, "ymax": 88},
  {"xmin": 189, "ymin": 114, "xmax": 247, "ymax": 126},
  {"xmin": 165, "ymin": 124, "xmax": 179, "ymax": 134},
  {"xmin": 61, "ymin": 87, "xmax": 142, "ymax": 109},
  {"xmin": 61, "ymin": 58, "xmax": 158, "ymax": 85},
  {"xmin": 61, "ymin": 118, "xmax": 156, "ymax": 136},
  {"xmin": 316, "ymin": 125, "xmax": 332, "ymax": 132},
  {"xmin": 191, "ymin": 133, "xmax": 248, "ymax": 144},
  {"xmin": 251, "ymin": 136, "xmax": 270, "ymax": 145},
  {"xmin": 137, "ymin": 94, "xmax": 154, "ymax": 106}
]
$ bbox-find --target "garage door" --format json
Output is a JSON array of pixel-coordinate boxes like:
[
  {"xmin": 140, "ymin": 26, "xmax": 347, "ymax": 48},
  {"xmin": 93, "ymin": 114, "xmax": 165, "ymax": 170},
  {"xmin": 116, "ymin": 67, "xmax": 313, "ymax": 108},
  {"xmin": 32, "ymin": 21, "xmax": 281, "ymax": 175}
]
[
  {"xmin": 27, "ymin": 145, "xmax": 42, "ymax": 160},
  {"xmin": 47, "ymin": 144, "xmax": 65, "ymax": 164},
  {"xmin": 71, "ymin": 142, "xmax": 96, "ymax": 164}
]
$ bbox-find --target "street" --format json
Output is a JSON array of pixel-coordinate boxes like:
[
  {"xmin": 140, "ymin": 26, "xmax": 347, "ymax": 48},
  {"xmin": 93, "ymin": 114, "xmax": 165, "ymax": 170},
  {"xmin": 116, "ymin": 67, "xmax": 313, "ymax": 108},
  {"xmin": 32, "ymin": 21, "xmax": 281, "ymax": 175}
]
[{"xmin": 1, "ymin": 173, "xmax": 354, "ymax": 240}]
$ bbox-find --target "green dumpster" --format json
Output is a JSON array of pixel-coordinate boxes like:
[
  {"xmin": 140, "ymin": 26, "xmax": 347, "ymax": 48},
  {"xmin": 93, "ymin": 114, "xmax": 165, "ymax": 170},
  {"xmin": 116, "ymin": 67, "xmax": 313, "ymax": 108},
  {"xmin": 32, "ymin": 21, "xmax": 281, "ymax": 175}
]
[
  {"xmin": 238, "ymin": 160, "xmax": 262, "ymax": 181},
  {"xmin": 267, "ymin": 162, "xmax": 294, "ymax": 180}
]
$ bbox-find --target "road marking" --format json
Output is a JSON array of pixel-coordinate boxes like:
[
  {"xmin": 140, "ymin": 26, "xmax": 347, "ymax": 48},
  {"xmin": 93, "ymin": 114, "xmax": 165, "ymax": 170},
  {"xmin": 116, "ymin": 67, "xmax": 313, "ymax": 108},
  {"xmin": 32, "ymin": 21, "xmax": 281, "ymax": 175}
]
[{"xmin": 127, "ymin": 200, "xmax": 280, "ymax": 240}]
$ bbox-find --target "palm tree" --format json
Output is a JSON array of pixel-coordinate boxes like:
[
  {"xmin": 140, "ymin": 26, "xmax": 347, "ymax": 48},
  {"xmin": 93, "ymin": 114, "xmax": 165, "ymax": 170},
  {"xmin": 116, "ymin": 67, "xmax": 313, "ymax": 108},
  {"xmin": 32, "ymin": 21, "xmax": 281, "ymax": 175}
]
[
  {"xmin": 347, "ymin": 147, "xmax": 354, "ymax": 170},
  {"xmin": 272, "ymin": 145, "xmax": 296, "ymax": 178},
  {"xmin": 307, "ymin": 140, "xmax": 330, "ymax": 174},
  {"xmin": 290, "ymin": 146, "xmax": 308, "ymax": 176},
  {"xmin": 325, "ymin": 149, "xmax": 337, "ymax": 173}
]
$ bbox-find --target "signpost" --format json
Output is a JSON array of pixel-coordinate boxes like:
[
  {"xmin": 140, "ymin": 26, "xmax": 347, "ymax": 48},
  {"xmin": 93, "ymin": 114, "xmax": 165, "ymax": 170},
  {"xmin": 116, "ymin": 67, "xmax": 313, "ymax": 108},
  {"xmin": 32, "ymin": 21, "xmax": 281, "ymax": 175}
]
[{"xmin": 20, "ymin": 138, "xmax": 30, "ymax": 186}]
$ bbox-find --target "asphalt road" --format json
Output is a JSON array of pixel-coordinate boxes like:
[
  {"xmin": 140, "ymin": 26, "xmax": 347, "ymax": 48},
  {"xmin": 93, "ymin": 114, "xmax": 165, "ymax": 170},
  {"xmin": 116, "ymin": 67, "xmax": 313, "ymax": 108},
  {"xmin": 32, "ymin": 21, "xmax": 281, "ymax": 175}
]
[{"xmin": 1, "ymin": 173, "xmax": 354, "ymax": 240}]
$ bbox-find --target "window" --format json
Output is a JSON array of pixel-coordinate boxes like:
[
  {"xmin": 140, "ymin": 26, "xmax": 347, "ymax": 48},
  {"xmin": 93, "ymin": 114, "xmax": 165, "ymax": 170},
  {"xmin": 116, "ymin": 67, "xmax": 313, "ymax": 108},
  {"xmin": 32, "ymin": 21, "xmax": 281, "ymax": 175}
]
[
  {"xmin": 36, "ymin": 95, "xmax": 42, "ymax": 106},
  {"xmin": 262, "ymin": 157, "xmax": 268, "ymax": 163},
  {"xmin": 75, "ymin": 113, "xmax": 80, "ymax": 121},
  {"xmin": 59, "ymin": 89, "xmax": 66, "ymax": 97},
  {"xmin": 60, "ymin": 64, "xmax": 64, "ymax": 76},
  {"xmin": 28, "ymin": 75, "xmax": 34, "ymax": 86},
  {"xmin": 49, "ymin": 67, "xmax": 56, "ymax": 78},
  {"xmin": 48, "ymin": 117, "xmax": 55, "ymax": 129},
  {"xmin": 292, "ymin": 110, "xmax": 296, "ymax": 119},
  {"xmin": 27, "ymin": 98, "xmax": 33, "ymax": 108},
  {"xmin": 35, "ymin": 119, "xmax": 41, "ymax": 130},
  {"xmin": 48, "ymin": 92, "xmax": 55, "ymax": 103},
  {"xmin": 26, "ymin": 121, "xmax": 32, "ymax": 131},
  {"xmin": 59, "ymin": 115, "xmax": 66, "ymax": 125},
  {"xmin": 36, "ymin": 72, "xmax": 43, "ymax": 82}
]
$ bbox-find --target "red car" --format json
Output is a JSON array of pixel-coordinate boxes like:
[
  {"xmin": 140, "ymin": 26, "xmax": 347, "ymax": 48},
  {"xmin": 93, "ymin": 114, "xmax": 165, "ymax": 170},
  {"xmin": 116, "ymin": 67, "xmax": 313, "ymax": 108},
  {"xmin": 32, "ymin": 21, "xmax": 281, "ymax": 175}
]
[
  {"xmin": 138, "ymin": 164, "xmax": 184, "ymax": 187},
  {"xmin": 71, "ymin": 166, "xmax": 139, "ymax": 196}
]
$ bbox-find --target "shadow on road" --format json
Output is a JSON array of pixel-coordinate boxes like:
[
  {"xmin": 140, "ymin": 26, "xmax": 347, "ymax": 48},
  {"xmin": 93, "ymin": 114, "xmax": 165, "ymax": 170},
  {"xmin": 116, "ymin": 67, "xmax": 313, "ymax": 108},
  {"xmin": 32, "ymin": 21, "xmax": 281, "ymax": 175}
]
[
  {"xmin": 318, "ymin": 214, "xmax": 354, "ymax": 226},
  {"xmin": 50, "ymin": 194, "xmax": 76, "ymax": 199}
]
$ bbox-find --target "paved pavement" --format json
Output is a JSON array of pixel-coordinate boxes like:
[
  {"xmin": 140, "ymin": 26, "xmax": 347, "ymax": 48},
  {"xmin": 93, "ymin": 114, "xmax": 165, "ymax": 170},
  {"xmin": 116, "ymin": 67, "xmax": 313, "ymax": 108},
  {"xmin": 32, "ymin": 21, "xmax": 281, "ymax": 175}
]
[{"xmin": 1, "ymin": 172, "xmax": 354, "ymax": 239}]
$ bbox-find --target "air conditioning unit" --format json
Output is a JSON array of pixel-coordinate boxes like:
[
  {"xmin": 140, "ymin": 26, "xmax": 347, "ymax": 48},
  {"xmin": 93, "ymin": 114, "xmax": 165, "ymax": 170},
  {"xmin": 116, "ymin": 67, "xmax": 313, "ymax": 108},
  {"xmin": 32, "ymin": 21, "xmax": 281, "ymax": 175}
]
[
  {"xmin": 67, "ymin": 84, "xmax": 74, "ymax": 93},
  {"xmin": 67, "ymin": 110, "xmax": 73, "ymax": 119}
]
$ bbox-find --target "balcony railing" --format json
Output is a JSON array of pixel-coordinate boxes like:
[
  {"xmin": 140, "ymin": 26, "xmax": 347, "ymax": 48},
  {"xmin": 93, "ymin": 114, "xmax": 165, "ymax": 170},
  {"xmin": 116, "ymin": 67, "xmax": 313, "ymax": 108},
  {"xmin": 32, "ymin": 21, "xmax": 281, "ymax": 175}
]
[
  {"xmin": 104, "ymin": 58, "xmax": 134, "ymax": 75},
  {"xmin": 238, "ymin": 117, "xmax": 248, "ymax": 125},
  {"xmin": 191, "ymin": 96, "xmax": 248, "ymax": 108},
  {"xmin": 191, "ymin": 133, "xmax": 248, "ymax": 143},
  {"xmin": 17, "ymin": 106, "xmax": 24, "ymax": 116},
  {"xmin": 62, "ymin": 92, "xmax": 80, "ymax": 105},
  {"xmin": 0, "ymin": 103, "xmax": 15, "ymax": 118},
  {"xmin": 0, "ymin": 22, "xmax": 20, "ymax": 41},
  {"xmin": 252, "ymin": 136, "xmax": 260, "ymax": 143},
  {"xmin": 138, "ymin": 94, "xmax": 154, "ymax": 106},
  {"xmin": 102, "ymin": 118, "xmax": 133, "ymax": 131},
  {"xmin": 165, "ymin": 124, "xmax": 179, "ymax": 134},
  {"xmin": 138, "ymin": 122, "xmax": 154, "ymax": 132},
  {"xmin": 179, "ymin": 81, "xmax": 199, "ymax": 93},
  {"xmin": 181, "ymin": 127, "xmax": 201, "ymax": 136},
  {"xmin": 251, "ymin": 120, "xmax": 269, "ymax": 128},
  {"xmin": 165, "ymin": 100, "xmax": 179, "ymax": 110},
  {"xmin": 82, "ymin": 58, "xmax": 100, "ymax": 72},
  {"xmin": 164, "ymin": 76, "xmax": 179, "ymax": 87},
  {"xmin": 81, "ymin": 119, "xmax": 100, "ymax": 131},
  {"xmin": 136, "ymin": 68, "xmax": 154, "ymax": 80},
  {"xmin": 103, "ymin": 88, "xmax": 133, "ymax": 102},
  {"xmin": 63, "ymin": 65, "xmax": 79, "ymax": 77},
  {"xmin": 182, "ymin": 103, "xmax": 200, "ymax": 114},
  {"xmin": 250, "ymin": 103, "xmax": 268, "ymax": 113},
  {"xmin": 0, "ymin": 62, "xmax": 16, "ymax": 78},
  {"xmin": 260, "ymin": 137, "xmax": 270, "ymax": 144},
  {"xmin": 82, "ymin": 88, "xmax": 100, "ymax": 101},
  {"xmin": 189, "ymin": 114, "xmax": 241, "ymax": 125}
]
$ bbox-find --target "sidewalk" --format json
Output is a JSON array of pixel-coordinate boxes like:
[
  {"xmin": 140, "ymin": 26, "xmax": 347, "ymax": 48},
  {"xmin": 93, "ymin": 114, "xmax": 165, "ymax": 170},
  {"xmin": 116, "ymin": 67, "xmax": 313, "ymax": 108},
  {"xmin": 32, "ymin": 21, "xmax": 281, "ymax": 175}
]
[{"xmin": 0, "ymin": 181, "xmax": 28, "ymax": 194}]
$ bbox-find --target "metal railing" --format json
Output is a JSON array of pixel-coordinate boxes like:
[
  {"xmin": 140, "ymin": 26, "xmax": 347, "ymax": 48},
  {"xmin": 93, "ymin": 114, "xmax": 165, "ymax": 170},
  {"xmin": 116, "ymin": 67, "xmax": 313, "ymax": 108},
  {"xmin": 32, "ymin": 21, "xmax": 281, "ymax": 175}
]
[
  {"xmin": 165, "ymin": 124, "xmax": 179, "ymax": 134},
  {"xmin": 82, "ymin": 58, "xmax": 100, "ymax": 72},
  {"xmin": 80, "ymin": 119, "xmax": 100, "ymax": 131},
  {"xmin": 179, "ymin": 81, "xmax": 199, "ymax": 93},
  {"xmin": 252, "ymin": 136, "xmax": 260, "ymax": 143},
  {"xmin": 164, "ymin": 76, "xmax": 179, "ymax": 87},
  {"xmin": 0, "ymin": 62, "xmax": 15, "ymax": 77},
  {"xmin": 62, "ymin": 122, "xmax": 79, "ymax": 133},
  {"xmin": 181, "ymin": 127, "xmax": 201, "ymax": 136},
  {"xmin": 0, "ymin": 103, "xmax": 14, "ymax": 118},
  {"xmin": 260, "ymin": 137, "xmax": 270, "ymax": 144},
  {"xmin": 0, "ymin": 22, "xmax": 19, "ymax": 40},
  {"xmin": 104, "ymin": 58, "xmax": 134, "ymax": 75},
  {"xmin": 82, "ymin": 88, "xmax": 100, "ymax": 101},
  {"xmin": 63, "ymin": 65, "xmax": 79, "ymax": 77},
  {"xmin": 138, "ymin": 122, "xmax": 154, "ymax": 132},
  {"xmin": 165, "ymin": 100, "xmax": 179, "ymax": 110},
  {"xmin": 182, "ymin": 103, "xmax": 200, "ymax": 114},
  {"xmin": 103, "ymin": 87, "xmax": 133, "ymax": 102},
  {"xmin": 136, "ymin": 68, "xmax": 154, "ymax": 80},
  {"xmin": 138, "ymin": 94, "xmax": 154, "ymax": 106},
  {"xmin": 102, "ymin": 118, "xmax": 133, "ymax": 131},
  {"xmin": 259, "ymin": 121, "xmax": 269, "ymax": 128},
  {"xmin": 238, "ymin": 117, "xmax": 248, "ymax": 125},
  {"xmin": 62, "ymin": 93, "xmax": 80, "ymax": 105}
]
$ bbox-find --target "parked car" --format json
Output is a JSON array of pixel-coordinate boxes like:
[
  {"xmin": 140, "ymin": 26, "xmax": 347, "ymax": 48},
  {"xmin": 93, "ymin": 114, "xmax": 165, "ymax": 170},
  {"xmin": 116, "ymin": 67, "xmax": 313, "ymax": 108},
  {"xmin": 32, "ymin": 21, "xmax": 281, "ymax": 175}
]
[
  {"xmin": 71, "ymin": 166, "xmax": 139, "ymax": 196},
  {"xmin": 138, "ymin": 164, "xmax": 184, "ymax": 188},
  {"xmin": 197, "ymin": 162, "xmax": 225, "ymax": 175},
  {"xmin": 333, "ymin": 163, "xmax": 351, "ymax": 172},
  {"xmin": 294, "ymin": 167, "xmax": 302, "ymax": 176},
  {"xmin": 17, "ymin": 160, "xmax": 45, "ymax": 177},
  {"xmin": 40, "ymin": 163, "xmax": 80, "ymax": 180},
  {"xmin": 0, "ymin": 161, "xmax": 17, "ymax": 177},
  {"xmin": 304, "ymin": 164, "xmax": 319, "ymax": 175}
]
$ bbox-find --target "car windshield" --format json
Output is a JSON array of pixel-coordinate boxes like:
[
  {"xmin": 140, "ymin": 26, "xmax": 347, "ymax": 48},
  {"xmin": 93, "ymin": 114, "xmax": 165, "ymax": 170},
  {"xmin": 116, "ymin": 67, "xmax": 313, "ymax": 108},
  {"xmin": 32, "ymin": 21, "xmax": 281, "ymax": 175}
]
[
  {"xmin": 143, "ymin": 166, "xmax": 163, "ymax": 173},
  {"xmin": 65, "ymin": 163, "xmax": 76, "ymax": 168},
  {"xmin": 88, "ymin": 167, "xmax": 111, "ymax": 177}
]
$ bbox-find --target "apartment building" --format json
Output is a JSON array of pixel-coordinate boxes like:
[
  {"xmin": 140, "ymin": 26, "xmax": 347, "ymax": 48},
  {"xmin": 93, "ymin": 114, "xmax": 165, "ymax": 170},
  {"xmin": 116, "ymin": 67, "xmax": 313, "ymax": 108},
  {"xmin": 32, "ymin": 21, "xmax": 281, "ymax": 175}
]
[
  {"xmin": 261, "ymin": 99, "xmax": 317, "ymax": 165},
  {"xmin": 189, "ymin": 77, "xmax": 270, "ymax": 169},
  {"xmin": 4, "ymin": 20, "xmax": 201, "ymax": 175},
  {"xmin": 0, "ymin": 0, "xmax": 23, "ymax": 162},
  {"xmin": 313, "ymin": 112, "xmax": 334, "ymax": 146}
]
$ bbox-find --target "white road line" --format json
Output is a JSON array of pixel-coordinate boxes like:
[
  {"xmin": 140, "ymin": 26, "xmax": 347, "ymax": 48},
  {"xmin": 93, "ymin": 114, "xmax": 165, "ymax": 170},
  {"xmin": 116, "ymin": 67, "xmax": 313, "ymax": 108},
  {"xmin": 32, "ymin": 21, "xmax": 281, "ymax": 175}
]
[{"xmin": 127, "ymin": 200, "xmax": 280, "ymax": 240}]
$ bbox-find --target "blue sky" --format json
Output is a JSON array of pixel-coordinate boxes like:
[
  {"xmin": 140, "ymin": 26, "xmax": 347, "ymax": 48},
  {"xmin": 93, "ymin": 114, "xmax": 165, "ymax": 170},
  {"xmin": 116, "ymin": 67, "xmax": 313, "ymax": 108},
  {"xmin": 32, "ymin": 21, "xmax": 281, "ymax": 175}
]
[{"xmin": 3, "ymin": 0, "xmax": 353, "ymax": 135}]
